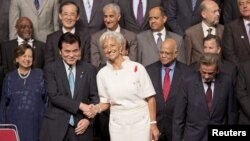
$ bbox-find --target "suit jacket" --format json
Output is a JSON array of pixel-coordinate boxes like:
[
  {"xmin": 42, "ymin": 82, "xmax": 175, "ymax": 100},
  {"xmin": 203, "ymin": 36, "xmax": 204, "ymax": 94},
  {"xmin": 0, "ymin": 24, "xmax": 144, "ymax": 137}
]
[
  {"xmin": 45, "ymin": 28, "xmax": 90, "ymax": 64},
  {"xmin": 184, "ymin": 23, "xmax": 224, "ymax": 65},
  {"xmin": 9, "ymin": 0, "xmax": 59, "ymax": 42},
  {"xmin": 117, "ymin": 0, "xmax": 162, "ymax": 33},
  {"xmin": 146, "ymin": 61, "xmax": 189, "ymax": 141},
  {"xmin": 166, "ymin": 0, "xmax": 202, "ymax": 35},
  {"xmin": 91, "ymin": 27, "xmax": 138, "ymax": 69},
  {"xmin": 222, "ymin": 18, "xmax": 250, "ymax": 67},
  {"xmin": 0, "ymin": 39, "xmax": 45, "ymax": 74},
  {"xmin": 63, "ymin": 0, "xmax": 113, "ymax": 35},
  {"xmin": 0, "ymin": 0, "xmax": 10, "ymax": 42},
  {"xmin": 237, "ymin": 61, "xmax": 250, "ymax": 124},
  {"xmin": 172, "ymin": 72, "xmax": 238, "ymax": 141},
  {"xmin": 137, "ymin": 29, "xmax": 186, "ymax": 66},
  {"xmin": 39, "ymin": 60, "xmax": 99, "ymax": 141},
  {"xmin": 223, "ymin": 0, "xmax": 240, "ymax": 24}
]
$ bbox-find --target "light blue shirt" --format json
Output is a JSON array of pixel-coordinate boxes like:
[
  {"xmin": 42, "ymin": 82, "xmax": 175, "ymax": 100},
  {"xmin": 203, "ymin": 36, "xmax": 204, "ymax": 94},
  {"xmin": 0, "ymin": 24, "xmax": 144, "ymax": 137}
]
[{"xmin": 161, "ymin": 61, "xmax": 176, "ymax": 87}]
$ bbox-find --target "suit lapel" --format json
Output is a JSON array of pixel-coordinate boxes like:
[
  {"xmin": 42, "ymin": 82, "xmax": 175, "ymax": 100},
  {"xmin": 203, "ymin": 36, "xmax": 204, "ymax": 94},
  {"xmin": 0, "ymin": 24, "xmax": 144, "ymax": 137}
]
[
  {"xmin": 27, "ymin": 0, "xmax": 38, "ymax": 15},
  {"xmin": 57, "ymin": 60, "xmax": 72, "ymax": 98},
  {"xmin": 168, "ymin": 62, "xmax": 182, "ymax": 99},
  {"xmin": 38, "ymin": 0, "xmax": 48, "ymax": 15},
  {"xmin": 89, "ymin": 0, "xmax": 98, "ymax": 23},
  {"xmin": 74, "ymin": 61, "xmax": 85, "ymax": 99},
  {"xmin": 129, "ymin": 0, "xmax": 137, "ymax": 24},
  {"xmin": 238, "ymin": 19, "xmax": 250, "ymax": 52},
  {"xmin": 154, "ymin": 62, "xmax": 165, "ymax": 102},
  {"xmin": 148, "ymin": 31, "xmax": 159, "ymax": 56}
]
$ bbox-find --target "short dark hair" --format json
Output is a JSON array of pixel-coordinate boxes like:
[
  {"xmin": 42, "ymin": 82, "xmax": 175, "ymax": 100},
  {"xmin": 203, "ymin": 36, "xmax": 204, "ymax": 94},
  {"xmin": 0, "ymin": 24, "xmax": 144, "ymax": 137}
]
[
  {"xmin": 59, "ymin": 1, "xmax": 79, "ymax": 15},
  {"xmin": 14, "ymin": 44, "xmax": 35, "ymax": 67},
  {"xmin": 203, "ymin": 34, "xmax": 221, "ymax": 48},
  {"xmin": 58, "ymin": 32, "xmax": 81, "ymax": 50}
]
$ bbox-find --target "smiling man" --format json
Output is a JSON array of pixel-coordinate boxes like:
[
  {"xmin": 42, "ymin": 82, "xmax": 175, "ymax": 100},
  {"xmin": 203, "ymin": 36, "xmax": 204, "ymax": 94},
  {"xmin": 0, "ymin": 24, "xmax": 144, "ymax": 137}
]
[
  {"xmin": 40, "ymin": 32, "xmax": 99, "ymax": 141},
  {"xmin": 45, "ymin": 1, "xmax": 90, "ymax": 64}
]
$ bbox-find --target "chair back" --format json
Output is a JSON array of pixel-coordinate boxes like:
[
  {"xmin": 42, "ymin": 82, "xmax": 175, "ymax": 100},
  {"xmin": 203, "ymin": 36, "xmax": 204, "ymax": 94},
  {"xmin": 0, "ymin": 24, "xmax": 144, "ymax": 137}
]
[{"xmin": 0, "ymin": 124, "xmax": 20, "ymax": 141}]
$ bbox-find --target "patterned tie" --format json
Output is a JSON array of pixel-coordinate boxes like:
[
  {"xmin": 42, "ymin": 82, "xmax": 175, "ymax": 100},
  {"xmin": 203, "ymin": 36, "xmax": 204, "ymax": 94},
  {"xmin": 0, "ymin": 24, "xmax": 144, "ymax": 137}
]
[
  {"xmin": 137, "ymin": 0, "xmax": 144, "ymax": 26},
  {"xmin": 248, "ymin": 23, "xmax": 250, "ymax": 45},
  {"xmin": 163, "ymin": 67, "xmax": 170, "ymax": 101},
  {"xmin": 34, "ymin": 0, "xmax": 39, "ymax": 10},
  {"xmin": 68, "ymin": 66, "xmax": 75, "ymax": 126},
  {"xmin": 207, "ymin": 28, "xmax": 213, "ymax": 36},
  {"xmin": 85, "ymin": 0, "xmax": 92, "ymax": 23},
  {"xmin": 157, "ymin": 33, "xmax": 162, "ymax": 49},
  {"xmin": 206, "ymin": 82, "xmax": 212, "ymax": 112},
  {"xmin": 192, "ymin": 0, "xmax": 197, "ymax": 11}
]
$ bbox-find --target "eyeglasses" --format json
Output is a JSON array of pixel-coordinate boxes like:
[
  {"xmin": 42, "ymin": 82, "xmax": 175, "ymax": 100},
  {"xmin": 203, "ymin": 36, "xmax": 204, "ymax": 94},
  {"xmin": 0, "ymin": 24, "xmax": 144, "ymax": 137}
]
[{"xmin": 17, "ymin": 25, "xmax": 33, "ymax": 30}]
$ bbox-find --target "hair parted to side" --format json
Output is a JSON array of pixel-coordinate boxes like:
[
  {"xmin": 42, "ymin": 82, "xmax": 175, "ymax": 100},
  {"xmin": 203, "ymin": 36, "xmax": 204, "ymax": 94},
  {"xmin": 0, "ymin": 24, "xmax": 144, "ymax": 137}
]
[
  {"xmin": 198, "ymin": 53, "xmax": 221, "ymax": 70},
  {"xmin": 14, "ymin": 43, "xmax": 35, "ymax": 67},
  {"xmin": 58, "ymin": 32, "xmax": 81, "ymax": 50}
]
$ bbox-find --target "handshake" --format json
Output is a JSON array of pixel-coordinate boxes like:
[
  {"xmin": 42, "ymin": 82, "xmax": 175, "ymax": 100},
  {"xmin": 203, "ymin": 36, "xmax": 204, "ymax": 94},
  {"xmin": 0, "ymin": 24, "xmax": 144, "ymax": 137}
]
[{"xmin": 79, "ymin": 103, "xmax": 101, "ymax": 118}]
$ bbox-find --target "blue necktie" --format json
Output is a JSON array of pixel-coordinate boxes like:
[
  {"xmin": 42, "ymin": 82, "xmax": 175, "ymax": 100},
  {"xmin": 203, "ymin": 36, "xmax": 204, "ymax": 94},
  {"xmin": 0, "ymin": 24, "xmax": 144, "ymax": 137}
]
[
  {"xmin": 137, "ymin": 0, "xmax": 143, "ymax": 26},
  {"xmin": 34, "ymin": 0, "xmax": 39, "ymax": 10},
  {"xmin": 192, "ymin": 0, "xmax": 197, "ymax": 11},
  {"xmin": 68, "ymin": 66, "xmax": 75, "ymax": 126}
]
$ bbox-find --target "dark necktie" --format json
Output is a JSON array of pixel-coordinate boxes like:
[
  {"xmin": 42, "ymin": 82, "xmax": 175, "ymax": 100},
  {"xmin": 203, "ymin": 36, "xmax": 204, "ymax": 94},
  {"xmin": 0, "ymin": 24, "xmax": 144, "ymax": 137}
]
[
  {"xmin": 206, "ymin": 82, "xmax": 212, "ymax": 112},
  {"xmin": 207, "ymin": 28, "xmax": 212, "ymax": 36},
  {"xmin": 34, "ymin": 0, "xmax": 39, "ymax": 10},
  {"xmin": 157, "ymin": 33, "xmax": 162, "ymax": 49},
  {"xmin": 137, "ymin": 0, "xmax": 143, "ymax": 26},
  {"xmin": 163, "ymin": 67, "xmax": 170, "ymax": 101},
  {"xmin": 68, "ymin": 66, "xmax": 75, "ymax": 126}
]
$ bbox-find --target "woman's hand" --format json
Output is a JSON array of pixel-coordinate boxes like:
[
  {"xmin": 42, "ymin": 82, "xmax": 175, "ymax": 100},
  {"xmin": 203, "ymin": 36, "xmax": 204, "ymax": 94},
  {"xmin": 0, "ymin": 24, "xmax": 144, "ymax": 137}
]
[{"xmin": 150, "ymin": 123, "xmax": 160, "ymax": 141}]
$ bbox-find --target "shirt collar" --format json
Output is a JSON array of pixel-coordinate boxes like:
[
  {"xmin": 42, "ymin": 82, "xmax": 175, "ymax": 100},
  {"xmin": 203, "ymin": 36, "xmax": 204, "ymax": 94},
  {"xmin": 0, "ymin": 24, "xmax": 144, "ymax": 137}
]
[
  {"xmin": 107, "ymin": 25, "xmax": 121, "ymax": 33},
  {"xmin": 62, "ymin": 27, "xmax": 76, "ymax": 34},
  {"xmin": 161, "ymin": 61, "xmax": 176, "ymax": 71},
  {"xmin": 153, "ymin": 27, "xmax": 166, "ymax": 37},
  {"xmin": 17, "ymin": 36, "xmax": 34, "ymax": 46}
]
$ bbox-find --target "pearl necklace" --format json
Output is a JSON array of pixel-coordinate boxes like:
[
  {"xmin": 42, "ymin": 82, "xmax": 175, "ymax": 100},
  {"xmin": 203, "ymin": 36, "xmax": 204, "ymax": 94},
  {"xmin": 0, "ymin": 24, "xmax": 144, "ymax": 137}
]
[{"xmin": 18, "ymin": 68, "xmax": 31, "ymax": 84}]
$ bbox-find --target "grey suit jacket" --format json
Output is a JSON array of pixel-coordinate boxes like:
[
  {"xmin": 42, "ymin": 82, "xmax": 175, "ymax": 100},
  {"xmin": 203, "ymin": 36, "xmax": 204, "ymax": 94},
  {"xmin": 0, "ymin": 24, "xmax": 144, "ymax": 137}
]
[
  {"xmin": 45, "ymin": 28, "xmax": 90, "ymax": 64},
  {"xmin": 146, "ymin": 61, "xmax": 189, "ymax": 141},
  {"xmin": 64, "ymin": 0, "xmax": 113, "ymax": 34},
  {"xmin": 0, "ymin": 39, "xmax": 45, "ymax": 74},
  {"xmin": 0, "ymin": 0, "xmax": 10, "ymax": 42},
  {"xmin": 184, "ymin": 23, "xmax": 224, "ymax": 65},
  {"xmin": 222, "ymin": 18, "xmax": 250, "ymax": 67},
  {"xmin": 137, "ymin": 29, "xmax": 186, "ymax": 66},
  {"xmin": 9, "ymin": 0, "xmax": 59, "ymax": 42},
  {"xmin": 91, "ymin": 27, "xmax": 138, "ymax": 69},
  {"xmin": 173, "ymin": 72, "xmax": 238, "ymax": 141},
  {"xmin": 39, "ymin": 60, "xmax": 99, "ymax": 141},
  {"xmin": 166, "ymin": 0, "xmax": 202, "ymax": 36},
  {"xmin": 117, "ymin": 0, "xmax": 162, "ymax": 33}
]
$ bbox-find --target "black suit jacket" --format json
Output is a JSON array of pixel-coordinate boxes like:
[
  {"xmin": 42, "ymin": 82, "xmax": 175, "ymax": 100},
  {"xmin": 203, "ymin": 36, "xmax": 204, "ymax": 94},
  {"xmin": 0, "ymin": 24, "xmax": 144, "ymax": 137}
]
[
  {"xmin": 0, "ymin": 0, "xmax": 10, "ymax": 42},
  {"xmin": 222, "ymin": 18, "xmax": 250, "ymax": 67},
  {"xmin": 117, "ymin": 0, "xmax": 162, "ymax": 33},
  {"xmin": 172, "ymin": 72, "xmax": 238, "ymax": 141},
  {"xmin": 45, "ymin": 28, "xmax": 90, "ymax": 64},
  {"xmin": 0, "ymin": 39, "xmax": 45, "ymax": 74},
  {"xmin": 146, "ymin": 61, "xmax": 189, "ymax": 141},
  {"xmin": 223, "ymin": 0, "xmax": 240, "ymax": 23},
  {"xmin": 39, "ymin": 60, "xmax": 99, "ymax": 141},
  {"xmin": 237, "ymin": 61, "xmax": 250, "ymax": 124}
]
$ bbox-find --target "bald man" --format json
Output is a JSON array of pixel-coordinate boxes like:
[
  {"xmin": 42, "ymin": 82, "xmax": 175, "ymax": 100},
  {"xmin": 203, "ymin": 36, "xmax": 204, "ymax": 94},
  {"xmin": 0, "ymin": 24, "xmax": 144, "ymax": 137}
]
[{"xmin": 146, "ymin": 39, "xmax": 189, "ymax": 141}]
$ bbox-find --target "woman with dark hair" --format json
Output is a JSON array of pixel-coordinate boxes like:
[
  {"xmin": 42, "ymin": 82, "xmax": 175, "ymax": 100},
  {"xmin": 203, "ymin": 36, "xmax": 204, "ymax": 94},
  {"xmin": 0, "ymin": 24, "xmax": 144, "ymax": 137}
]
[{"xmin": 0, "ymin": 44, "xmax": 46, "ymax": 141}]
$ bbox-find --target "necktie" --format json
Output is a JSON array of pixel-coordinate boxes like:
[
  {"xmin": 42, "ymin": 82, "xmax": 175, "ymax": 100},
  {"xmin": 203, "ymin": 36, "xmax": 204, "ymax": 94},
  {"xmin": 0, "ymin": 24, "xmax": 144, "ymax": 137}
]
[
  {"xmin": 157, "ymin": 33, "xmax": 162, "ymax": 49},
  {"xmin": 68, "ymin": 66, "xmax": 75, "ymax": 126},
  {"xmin": 163, "ymin": 67, "xmax": 170, "ymax": 101},
  {"xmin": 137, "ymin": 0, "xmax": 143, "ymax": 26},
  {"xmin": 34, "ymin": 0, "xmax": 39, "ymax": 10},
  {"xmin": 207, "ymin": 28, "xmax": 212, "ymax": 36},
  {"xmin": 248, "ymin": 23, "xmax": 250, "ymax": 44},
  {"xmin": 205, "ymin": 82, "xmax": 212, "ymax": 112},
  {"xmin": 85, "ymin": 0, "xmax": 92, "ymax": 23},
  {"xmin": 192, "ymin": 0, "xmax": 197, "ymax": 11}
]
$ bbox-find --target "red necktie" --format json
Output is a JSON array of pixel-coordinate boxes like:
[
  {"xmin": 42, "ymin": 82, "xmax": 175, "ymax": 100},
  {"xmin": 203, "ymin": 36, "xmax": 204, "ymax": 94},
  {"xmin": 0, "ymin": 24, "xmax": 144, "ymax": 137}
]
[
  {"xmin": 163, "ymin": 68, "xmax": 170, "ymax": 101},
  {"xmin": 206, "ymin": 82, "xmax": 212, "ymax": 112}
]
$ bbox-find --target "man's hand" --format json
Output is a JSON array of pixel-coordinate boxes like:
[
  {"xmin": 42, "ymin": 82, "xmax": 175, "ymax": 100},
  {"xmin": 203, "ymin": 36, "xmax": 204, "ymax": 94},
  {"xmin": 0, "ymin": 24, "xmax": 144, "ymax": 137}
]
[{"xmin": 75, "ymin": 119, "xmax": 90, "ymax": 135}]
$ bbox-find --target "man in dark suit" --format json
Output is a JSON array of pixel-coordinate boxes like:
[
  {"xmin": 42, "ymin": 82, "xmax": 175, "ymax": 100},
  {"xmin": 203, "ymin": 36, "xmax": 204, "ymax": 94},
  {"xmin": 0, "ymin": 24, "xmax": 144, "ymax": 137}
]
[
  {"xmin": 62, "ymin": 0, "xmax": 113, "ymax": 35},
  {"xmin": 91, "ymin": 3, "xmax": 138, "ymax": 69},
  {"xmin": 184, "ymin": 0, "xmax": 223, "ymax": 65},
  {"xmin": 45, "ymin": 1, "xmax": 90, "ymax": 64},
  {"xmin": 117, "ymin": 0, "xmax": 162, "ymax": 33},
  {"xmin": 222, "ymin": 0, "xmax": 250, "ymax": 67},
  {"xmin": 0, "ymin": 0, "xmax": 10, "ymax": 42},
  {"xmin": 1, "ymin": 17, "xmax": 45, "ymax": 75},
  {"xmin": 190, "ymin": 35, "xmax": 237, "ymax": 85},
  {"xmin": 166, "ymin": 0, "xmax": 202, "ymax": 36},
  {"xmin": 173, "ymin": 53, "xmax": 238, "ymax": 141},
  {"xmin": 40, "ymin": 33, "xmax": 99, "ymax": 141},
  {"xmin": 237, "ymin": 60, "xmax": 250, "ymax": 124},
  {"xmin": 223, "ymin": 0, "xmax": 240, "ymax": 23},
  {"xmin": 137, "ymin": 6, "xmax": 186, "ymax": 66},
  {"xmin": 146, "ymin": 38, "xmax": 189, "ymax": 141}
]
